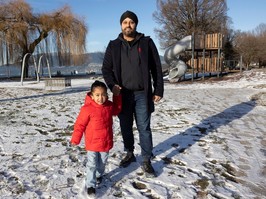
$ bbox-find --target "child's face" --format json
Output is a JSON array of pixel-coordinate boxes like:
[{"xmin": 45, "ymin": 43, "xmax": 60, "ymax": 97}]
[{"xmin": 91, "ymin": 87, "xmax": 108, "ymax": 105}]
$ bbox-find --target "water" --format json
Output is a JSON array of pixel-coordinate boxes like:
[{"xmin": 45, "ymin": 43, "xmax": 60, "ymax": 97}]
[{"xmin": 0, "ymin": 64, "xmax": 102, "ymax": 78}]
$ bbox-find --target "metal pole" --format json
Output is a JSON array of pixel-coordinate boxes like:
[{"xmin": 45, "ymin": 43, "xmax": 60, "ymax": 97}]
[
  {"xmin": 21, "ymin": 53, "xmax": 31, "ymax": 86},
  {"xmin": 202, "ymin": 32, "xmax": 205, "ymax": 80},
  {"xmin": 46, "ymin": 57, "xmax": 51, "ymax": 78},
  {"xmin": 240, "ymin": 55, "xmax": 243, "ymax": 73},
  {"xmin": 38, "ymin": 55, "xmax": 44, "ymax": 82},
  {"xmin": 191, "ymin": 32, "xmax": 195, "ymax": 82},
  {"xmin": 33, "ymin": 56, "xmax": 39, "ymax": 82},
  {"xmin": 217, "ymin": 33, "xmax": 222, "ymax": 78}
]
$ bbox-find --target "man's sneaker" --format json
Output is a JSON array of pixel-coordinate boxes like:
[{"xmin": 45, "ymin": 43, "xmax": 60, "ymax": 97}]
[
  {"xmin": 119, "ymin": 152, "xmax": 136, "ymax": 168},
  {"xmin": 142, "ymin": 160, "xmax": 156, "ymax": 178},
  {"xmin": 87, "ymin": 187, "xmax": 96, "ymax": 195},
  {"xmin": 96, "ymin": 176, "xmax": 103, "ymax": 184}
]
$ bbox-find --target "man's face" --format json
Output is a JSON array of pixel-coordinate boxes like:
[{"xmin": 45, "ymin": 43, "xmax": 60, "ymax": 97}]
[{"xmin": 121, "ymin": 18, "xmax": 137, "ymax": 38}]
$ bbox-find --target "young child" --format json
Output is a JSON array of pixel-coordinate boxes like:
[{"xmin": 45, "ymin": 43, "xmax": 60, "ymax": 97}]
[{"xmin": 70, "ymin": 80, "xmax": 122, "ymax": 196}]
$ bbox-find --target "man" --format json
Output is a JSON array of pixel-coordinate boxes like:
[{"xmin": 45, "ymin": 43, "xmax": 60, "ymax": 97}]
[{"xmin": 102, "ymin": 10, "xmax": 164, "ymax": 177}]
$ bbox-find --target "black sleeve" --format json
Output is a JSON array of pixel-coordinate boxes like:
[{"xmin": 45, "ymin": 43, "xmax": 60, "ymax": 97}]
[
  {"xmin": 102, "ymin": 42, "xmax": 116, "ymax": 91},
  {"xmin": 149, "ymin": 39, "xmax": 164, "ymax": 97}
]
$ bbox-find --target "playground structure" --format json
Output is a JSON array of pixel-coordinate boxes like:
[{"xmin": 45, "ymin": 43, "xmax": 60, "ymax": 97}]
[
  {"xmin": 164, "ymin": 35, "xmax": 192, "ymax": 80},
  {"xmin": 21, "ymin": 53, "xmax": 51, "ymax": 85},
  {"xmin": 20, "ymin": 53, "xmax": 72, "ymax": 90},
  {"xmin": 164, "ymin": 33, "xmax": 224, "ymax": 82}
]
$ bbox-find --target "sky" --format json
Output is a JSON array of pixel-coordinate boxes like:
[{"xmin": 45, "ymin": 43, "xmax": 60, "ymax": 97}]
[
  {"xmin": 24, "ymin": 0, "xmax": 266, "ymax": 54},
  {"xmin": 0, "ymin": 69, "xmax": 266, "ymax": 198}
]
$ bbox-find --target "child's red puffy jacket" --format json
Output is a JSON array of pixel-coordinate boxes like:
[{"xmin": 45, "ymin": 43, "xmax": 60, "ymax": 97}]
[{"xmin": 70, "ymin": 93, "xmax": 122, "ymax": 152}]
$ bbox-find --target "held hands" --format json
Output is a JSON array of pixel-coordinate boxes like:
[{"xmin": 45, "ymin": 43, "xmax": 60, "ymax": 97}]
[{"xmin": 112, "ymin": 84, "xmax": 122, "ymax": 96}]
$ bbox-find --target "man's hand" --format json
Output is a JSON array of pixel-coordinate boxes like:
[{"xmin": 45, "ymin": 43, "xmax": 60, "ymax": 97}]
[
  {"xmin": 153, "ymin": 95, "xmax": 162, "ymax": 102},
  {"xmin": 112, "ymin": 84, "xmax": 122, "ymax": 96}
]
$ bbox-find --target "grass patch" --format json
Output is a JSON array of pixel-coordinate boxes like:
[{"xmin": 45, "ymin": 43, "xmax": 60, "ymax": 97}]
[{"xmin": 193, "ymin": 178, "xmax": 209, "ymax": 190}]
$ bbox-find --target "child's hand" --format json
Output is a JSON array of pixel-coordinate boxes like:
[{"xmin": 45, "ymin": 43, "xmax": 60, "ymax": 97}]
[
  {"xmin": 67, "ymin": 142, "xmax": 80, "ymax": 163},
  {"xmin": 66, "ymin": 142, "xmax": 78, "ymax": 152}
]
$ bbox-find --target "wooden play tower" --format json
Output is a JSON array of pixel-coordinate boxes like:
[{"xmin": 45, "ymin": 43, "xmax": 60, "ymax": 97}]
[{"xmin": 188, "ymin": 33, "xmax": 224, "ymax": 78}]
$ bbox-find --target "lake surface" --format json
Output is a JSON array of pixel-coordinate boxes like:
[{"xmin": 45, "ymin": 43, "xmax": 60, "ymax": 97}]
[{"xmin": 0, "ymin": 64, "xmax": 102, "ymax": 78}]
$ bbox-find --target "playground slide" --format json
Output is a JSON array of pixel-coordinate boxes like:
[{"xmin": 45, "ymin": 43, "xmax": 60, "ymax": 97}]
[{"xmin": 164, "ymin": 35, "xmax": 192, "ymax": 81}]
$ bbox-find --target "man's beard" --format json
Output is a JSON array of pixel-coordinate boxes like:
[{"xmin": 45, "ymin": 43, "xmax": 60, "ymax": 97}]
[{"xmin": 122, "ymin": 28, "xmax": 136, "ymax": 37}]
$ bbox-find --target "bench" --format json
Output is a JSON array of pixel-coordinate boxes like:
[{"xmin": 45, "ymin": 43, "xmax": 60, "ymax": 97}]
[{"xmin": 44, "ymin": 77, "xmax": 71, "ymax": 90}]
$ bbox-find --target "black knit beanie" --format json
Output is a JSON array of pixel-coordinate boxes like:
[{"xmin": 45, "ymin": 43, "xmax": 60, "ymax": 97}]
[{"xmin": 120, "ymin": 10, "xmax": 138, "ymax": 26}]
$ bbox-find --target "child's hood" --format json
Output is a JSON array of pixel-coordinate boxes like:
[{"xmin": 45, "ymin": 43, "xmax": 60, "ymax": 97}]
[{"xmin": 84, "ymin": 92, "xmax": 93, "ymax": 105}]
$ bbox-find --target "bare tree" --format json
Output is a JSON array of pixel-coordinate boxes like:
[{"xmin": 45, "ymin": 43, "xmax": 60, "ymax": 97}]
[
  {"xmin": 0, "ymin": 0, "xmax": 87, "ymax": 77},
  {"xmin": 234, "ymin": 32, "xmax": 259, "ymax": 69},
  {"xmin": 254, "ymin": 23, "xmax": 266, "ymax": 67},
  {"xmin": 233, "ymin": 23, "xmax": 266, "ymax": 68},
  {"xmin": 154, "ymin": 0, "xmax": 228, "ymax": 48}
]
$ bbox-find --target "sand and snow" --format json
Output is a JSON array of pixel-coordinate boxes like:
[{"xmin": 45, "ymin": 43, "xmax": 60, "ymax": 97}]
[{"xmin": 0, "ymin": 69, "xmax": 266, "ymax": 198}]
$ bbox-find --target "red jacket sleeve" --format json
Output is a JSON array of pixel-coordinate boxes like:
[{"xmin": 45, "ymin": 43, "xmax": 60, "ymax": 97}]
[{"xmin": 70, "ymin": 106, "xmax": 90, "ymax": 145}]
